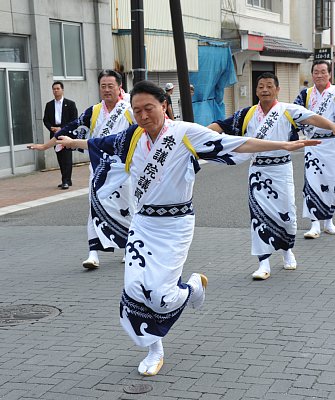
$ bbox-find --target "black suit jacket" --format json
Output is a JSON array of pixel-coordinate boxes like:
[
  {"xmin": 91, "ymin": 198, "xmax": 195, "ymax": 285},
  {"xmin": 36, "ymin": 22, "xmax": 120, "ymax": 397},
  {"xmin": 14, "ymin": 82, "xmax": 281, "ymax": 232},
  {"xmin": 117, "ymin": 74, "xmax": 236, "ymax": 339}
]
[{"xmin": 43, "ymin": 98, "xmax": 78, "ymax": 139}]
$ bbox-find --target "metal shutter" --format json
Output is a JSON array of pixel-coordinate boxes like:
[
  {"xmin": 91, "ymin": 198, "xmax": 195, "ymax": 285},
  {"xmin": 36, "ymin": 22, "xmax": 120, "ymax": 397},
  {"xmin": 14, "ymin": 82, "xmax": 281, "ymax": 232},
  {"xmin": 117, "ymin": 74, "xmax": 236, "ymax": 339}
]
[
  {"xmin": 147, "ymin": 72, "xmax": 180, "ymax": 119},
  {"xmin": 276, "ymin": 63, "xmax": 300, "ymax": 102},
  {"xmin": 224, "ymin": 85, "xmax": 234, "ymax": 117}
]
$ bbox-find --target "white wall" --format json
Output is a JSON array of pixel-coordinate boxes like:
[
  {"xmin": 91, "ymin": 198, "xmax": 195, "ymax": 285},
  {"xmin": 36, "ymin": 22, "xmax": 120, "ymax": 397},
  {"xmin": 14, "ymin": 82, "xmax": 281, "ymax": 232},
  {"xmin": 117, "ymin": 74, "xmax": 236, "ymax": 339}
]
[{"xmin": 229, "ymin": 0, "xmax": 290, "ymax": 38}]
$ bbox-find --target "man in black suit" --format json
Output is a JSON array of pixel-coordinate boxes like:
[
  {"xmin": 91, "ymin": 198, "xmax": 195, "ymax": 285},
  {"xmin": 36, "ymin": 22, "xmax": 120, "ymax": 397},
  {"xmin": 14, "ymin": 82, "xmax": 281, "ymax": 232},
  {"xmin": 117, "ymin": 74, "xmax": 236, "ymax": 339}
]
[{"xmin": 43, "ymin": 81, "xmax": 78, "ymax": 189}]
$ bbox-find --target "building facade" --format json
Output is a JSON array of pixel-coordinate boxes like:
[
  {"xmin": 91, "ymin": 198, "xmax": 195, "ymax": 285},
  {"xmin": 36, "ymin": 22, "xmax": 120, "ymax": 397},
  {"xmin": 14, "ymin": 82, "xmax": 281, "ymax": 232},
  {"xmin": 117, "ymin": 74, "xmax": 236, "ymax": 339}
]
[
  {"xmin": 221, "ymin": 0, "xmax": 314, "ymax": 115},
  {"xmin": 290, "ymin": 0, "xmax": 335, "ymax": 85},
  {"xmin": 111, "ymin": 0, "xmax": 235, "ymax": 125},
  {"xmin": 2, "ymin": 0, "xmax": 334, "ymax": 177},
  {"xmin": 0, "ymin": 0, "xmax": 113, "ymax": 177}
]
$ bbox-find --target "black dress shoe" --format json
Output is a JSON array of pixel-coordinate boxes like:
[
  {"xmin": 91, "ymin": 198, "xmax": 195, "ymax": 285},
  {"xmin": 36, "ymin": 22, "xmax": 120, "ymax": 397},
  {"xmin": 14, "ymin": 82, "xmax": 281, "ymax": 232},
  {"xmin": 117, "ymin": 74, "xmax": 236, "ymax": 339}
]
[
  {"xmin": 57, "ymin": 183, "xmax": 62, "ymax": 188},
  {"xmin": 61, "ymin": 183, "xmax": 69, "ymax": 190}
]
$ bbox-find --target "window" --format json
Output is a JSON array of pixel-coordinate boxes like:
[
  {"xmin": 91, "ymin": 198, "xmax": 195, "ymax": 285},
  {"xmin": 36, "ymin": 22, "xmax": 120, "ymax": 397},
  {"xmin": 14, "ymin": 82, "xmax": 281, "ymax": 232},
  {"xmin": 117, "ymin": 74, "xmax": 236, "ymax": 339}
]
[
  {"xmin": 0, "ymin": 35, "xmax": 28, "ymax": 63},
  {"xmin": 247, "ymin": 0, "xmax": 273, "ymax": 11},
  {"xmin": 315, "ymin": 0, "xmax": 331, "ymax": 30},
  {"xmin": 50, "ymin": 21, "xmax": 84, "ymax": 79},
  {"xmin": 222, "ymin": 0, "xmax": 236, "ymax": 12}
]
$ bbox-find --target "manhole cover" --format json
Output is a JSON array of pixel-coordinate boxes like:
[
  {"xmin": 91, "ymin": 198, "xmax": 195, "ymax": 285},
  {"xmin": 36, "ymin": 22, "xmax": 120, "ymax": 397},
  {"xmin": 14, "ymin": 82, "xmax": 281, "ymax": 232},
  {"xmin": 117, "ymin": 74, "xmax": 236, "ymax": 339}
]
[
  {"xmin": 0, "ymin": 304, "xmax": 61, "ymax": 326},
  {"xmin": 123, "ymin": 383, "xmax": 153, "ymax": 394}
]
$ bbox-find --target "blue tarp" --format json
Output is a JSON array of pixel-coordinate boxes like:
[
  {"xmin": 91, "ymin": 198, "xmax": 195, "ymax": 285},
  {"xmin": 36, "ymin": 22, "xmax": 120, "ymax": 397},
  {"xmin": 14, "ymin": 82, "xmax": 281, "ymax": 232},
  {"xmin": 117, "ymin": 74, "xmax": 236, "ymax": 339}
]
[{"xmin": 189, "ymin": 45, "xmax": 236, "ymax": 126}]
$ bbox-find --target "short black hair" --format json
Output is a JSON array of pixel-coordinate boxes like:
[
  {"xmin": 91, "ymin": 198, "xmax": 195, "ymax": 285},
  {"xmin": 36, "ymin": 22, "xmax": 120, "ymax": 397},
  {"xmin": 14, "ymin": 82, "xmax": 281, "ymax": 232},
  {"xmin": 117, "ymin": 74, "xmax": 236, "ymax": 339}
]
[
  {"xmin": 311, "ymin": 60, "xmax": 331, "ymax": 74},
  {"xmin": 256, "ymin": 72, "xmax": 279, "ymax": 87},
  {"xmin": 130, "ymin": 80, "xmax": 166, "ymax": 105},
  {"xmin": 97, "ymin": 69, "xmax": 122, "ymax": 85},
  {"xmin": 52, "ymin": 81, "xmax": 64, "ymax": 89}
]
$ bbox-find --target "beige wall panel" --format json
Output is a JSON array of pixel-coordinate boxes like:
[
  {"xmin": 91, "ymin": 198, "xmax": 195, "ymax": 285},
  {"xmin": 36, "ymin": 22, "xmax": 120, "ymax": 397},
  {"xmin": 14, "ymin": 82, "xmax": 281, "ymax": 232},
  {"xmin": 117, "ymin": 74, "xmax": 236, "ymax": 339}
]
[
  {"xmin": 113, "ymin": 34, "xmax": 132, "ymax": 71},
  {"xmin": 113, "ymin": 34, "xmax": 198, "ymax": 72},
  {"xmin": 112, "ymin": 0, "xmax": 221, "ymax": 37},
  {"xmin": 145, "ymin": 35, "xmax": 198, "ymax": 71},
  {"xmin": 237, "ymin": 62, "xmax": 252, "ymax": 110}
]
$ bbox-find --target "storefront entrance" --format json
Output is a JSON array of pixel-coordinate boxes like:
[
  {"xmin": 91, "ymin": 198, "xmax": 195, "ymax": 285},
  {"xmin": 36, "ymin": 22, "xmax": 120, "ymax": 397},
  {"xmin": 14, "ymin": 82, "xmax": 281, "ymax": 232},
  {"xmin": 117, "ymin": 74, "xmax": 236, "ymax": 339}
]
[{"xmin": 0, "ymin": 35, "xmax": 35, "ymax": 177}]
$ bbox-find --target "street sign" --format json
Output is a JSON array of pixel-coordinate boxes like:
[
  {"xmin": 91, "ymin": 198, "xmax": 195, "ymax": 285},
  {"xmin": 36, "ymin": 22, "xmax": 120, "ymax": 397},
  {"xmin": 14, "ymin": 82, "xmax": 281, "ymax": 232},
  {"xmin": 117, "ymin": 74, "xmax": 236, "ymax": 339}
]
[{"xmin": 314, "ymin": 47, "xmax": 332, "ymax": 60}]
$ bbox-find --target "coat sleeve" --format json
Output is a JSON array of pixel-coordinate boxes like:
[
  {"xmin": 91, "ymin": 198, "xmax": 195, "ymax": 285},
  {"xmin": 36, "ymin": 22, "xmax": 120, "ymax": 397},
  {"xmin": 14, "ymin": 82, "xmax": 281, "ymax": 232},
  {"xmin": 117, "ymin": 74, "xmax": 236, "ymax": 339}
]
[
  {"xmin": 293, "ymin": 88, "xmax": 307, "ymax": 107},
  {"xmin": 184, "ymin": 122, "xmax": 249, "ymax": 165},
  {"xmin": 212, "ymin": 107, "xmax": 251, "ymax": 136},
  {"xmin": 54, "ymin": 106, "xmax": 93, "ymax": 140}
]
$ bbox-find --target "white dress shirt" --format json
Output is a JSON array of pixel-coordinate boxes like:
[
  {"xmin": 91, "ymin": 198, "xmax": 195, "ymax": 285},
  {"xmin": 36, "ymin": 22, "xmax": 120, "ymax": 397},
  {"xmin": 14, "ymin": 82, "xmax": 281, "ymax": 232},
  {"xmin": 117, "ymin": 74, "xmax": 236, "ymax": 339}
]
[{"xmin": 54, "ymin": 97, "xmax": 64, "ymax": 125}]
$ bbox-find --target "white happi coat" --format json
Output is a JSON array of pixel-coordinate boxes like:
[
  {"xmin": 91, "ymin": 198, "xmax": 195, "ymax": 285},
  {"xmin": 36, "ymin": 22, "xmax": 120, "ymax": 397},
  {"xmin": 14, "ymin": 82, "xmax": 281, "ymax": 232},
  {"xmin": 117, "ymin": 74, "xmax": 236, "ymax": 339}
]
[
  {"xmin": 88, "ymin": 100, "xmax": 136, "ymax": 250},
  {"xmin": 87, "ymin": 119, "xmax": 249, "ymax": 347},
  {"xmin": 243, "ymin": 102, "xmax": 314, "ymax": 256},
  {"xmin": 303, "ymin": 85, "xmax": 335, "ymax": 221}
]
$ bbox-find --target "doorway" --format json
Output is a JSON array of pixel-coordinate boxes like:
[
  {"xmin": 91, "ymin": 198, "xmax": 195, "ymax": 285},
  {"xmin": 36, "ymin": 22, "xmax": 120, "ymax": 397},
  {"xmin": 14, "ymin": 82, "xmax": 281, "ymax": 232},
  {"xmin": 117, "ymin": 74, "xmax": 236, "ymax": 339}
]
[
  {"xmin": 0, "ymin": 67, "xmax": 35, "ymax": 176},
  {"xmin": 251, "ymin": 62, "xmax": 275, "ymax": 105}
]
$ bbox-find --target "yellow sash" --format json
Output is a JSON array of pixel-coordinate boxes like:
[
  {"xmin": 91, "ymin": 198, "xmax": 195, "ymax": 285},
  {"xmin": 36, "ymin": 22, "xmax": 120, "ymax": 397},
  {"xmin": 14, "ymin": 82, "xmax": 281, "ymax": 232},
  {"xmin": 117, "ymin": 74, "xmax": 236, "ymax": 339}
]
[
  {"xmin": 305, "ymin": 87, "xmax": 313, "ymax": 108},
  {"xmin": 90, "ymin": 103, "xmax": 133, "ymax": 136},
  {"xmin": 125, "ymin": 128, "xmax": 198, "ymax": 173},
  {"xmin": 90, "ymin": 103, "xmax": 103, "ymax": 135},
  {"xmin": 241, "ymin": 105, "xmax": 297, "ymax": 136}
]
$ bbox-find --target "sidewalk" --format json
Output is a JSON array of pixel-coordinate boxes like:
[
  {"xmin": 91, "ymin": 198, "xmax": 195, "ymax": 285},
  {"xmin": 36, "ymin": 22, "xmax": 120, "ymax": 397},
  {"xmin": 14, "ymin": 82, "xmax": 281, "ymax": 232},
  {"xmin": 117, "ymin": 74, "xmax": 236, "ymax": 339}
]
[{"xmin": 0, "ymin": 163, "xmax": 90, "ymax": 215}]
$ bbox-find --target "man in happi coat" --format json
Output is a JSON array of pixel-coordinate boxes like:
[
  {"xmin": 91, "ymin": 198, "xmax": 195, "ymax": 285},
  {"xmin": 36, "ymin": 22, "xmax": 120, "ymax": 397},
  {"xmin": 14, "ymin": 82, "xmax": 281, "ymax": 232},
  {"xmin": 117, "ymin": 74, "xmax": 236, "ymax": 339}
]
[
  {"xmin": 208, "ymin": 72, "xmax": 335, "ymax": 281},
  {"xmin": 56, "ymin": 80, "xmax": 322, "ymax": 377},
  {"xmin": 294, "ymin": 60, "xmax": 335, "ymax": 239},
  {"xmin": 29, "ymin": 70, "xmax": 136, "ymax": 269}
]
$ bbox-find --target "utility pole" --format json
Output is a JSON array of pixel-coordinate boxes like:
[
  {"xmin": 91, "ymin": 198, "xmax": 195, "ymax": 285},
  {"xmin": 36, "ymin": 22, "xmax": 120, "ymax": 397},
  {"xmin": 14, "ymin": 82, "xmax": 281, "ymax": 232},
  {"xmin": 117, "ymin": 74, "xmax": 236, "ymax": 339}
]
[
  {"xmin": 169, "ymin": 0, "xmax": 194, "ymax": 122},
  {"xmin": 131, "ymin": 0, "xmax": 146, "ymax": 84}
]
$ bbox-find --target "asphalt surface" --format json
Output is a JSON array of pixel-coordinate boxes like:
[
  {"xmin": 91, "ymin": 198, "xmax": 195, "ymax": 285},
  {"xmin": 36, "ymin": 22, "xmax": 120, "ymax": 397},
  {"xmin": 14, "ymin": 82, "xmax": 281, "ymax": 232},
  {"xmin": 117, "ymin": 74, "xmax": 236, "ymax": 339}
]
[
  {"xmin": 1, "ymin": 151, "xmax": 335, "ymax": 399},
  {"xmin": 0, "ymin": 151, "xmax": 309, "ymax": 230}
]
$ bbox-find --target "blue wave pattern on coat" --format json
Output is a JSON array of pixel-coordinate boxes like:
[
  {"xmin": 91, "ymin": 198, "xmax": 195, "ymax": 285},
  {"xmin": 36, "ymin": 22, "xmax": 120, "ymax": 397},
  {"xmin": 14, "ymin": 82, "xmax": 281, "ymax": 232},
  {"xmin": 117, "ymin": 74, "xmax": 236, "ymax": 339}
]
[
  {"xmin": 248, "ymin": 172, "xmax": 295, "ymax": 251},
  {"xmin": 88, "ymin": 126, "xmax": 137, "ymax": 249},
  {"xmin": 303, "ymin": 151, "xmax": 335, "ymax": 220},
  {"xmin": 120, "ymin": 281, "xmax": 190, "ymax": 339}
]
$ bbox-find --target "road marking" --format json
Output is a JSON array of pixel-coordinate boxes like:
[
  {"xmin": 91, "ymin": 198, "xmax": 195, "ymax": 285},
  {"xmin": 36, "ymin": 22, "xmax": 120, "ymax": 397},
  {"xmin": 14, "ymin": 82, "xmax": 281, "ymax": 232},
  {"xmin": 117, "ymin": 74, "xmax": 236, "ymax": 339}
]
[{"xmin": 0, "ymin": 188, "xmax": 89, "ymax": 216}]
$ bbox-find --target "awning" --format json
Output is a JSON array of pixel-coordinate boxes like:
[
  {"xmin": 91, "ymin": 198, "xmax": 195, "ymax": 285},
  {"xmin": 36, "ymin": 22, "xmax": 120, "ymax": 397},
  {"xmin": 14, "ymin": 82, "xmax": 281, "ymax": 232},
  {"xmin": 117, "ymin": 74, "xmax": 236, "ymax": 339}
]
[{"xmin": 262, "ymin": 36, "xmax": 313, "ymax": 59}]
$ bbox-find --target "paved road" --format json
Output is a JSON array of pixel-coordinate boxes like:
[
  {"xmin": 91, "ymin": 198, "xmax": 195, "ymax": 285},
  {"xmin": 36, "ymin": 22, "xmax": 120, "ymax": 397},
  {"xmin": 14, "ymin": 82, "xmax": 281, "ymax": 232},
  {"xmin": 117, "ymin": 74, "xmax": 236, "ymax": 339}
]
[
  {"xmin": 1, "ymin": 151, "xmax": 309, "ymax": 229},
  {"xmin": 1, "ymin": 152, "xmax": 335, "ymax": 399}
]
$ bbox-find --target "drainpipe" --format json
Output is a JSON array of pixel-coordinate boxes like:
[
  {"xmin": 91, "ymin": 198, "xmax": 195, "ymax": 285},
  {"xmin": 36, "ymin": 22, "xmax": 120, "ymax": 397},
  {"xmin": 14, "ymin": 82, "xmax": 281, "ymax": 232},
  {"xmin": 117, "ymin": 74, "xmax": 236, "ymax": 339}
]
[{"xmin": 93, "ymin": 0, "xmax": 102, "ymax": 71}]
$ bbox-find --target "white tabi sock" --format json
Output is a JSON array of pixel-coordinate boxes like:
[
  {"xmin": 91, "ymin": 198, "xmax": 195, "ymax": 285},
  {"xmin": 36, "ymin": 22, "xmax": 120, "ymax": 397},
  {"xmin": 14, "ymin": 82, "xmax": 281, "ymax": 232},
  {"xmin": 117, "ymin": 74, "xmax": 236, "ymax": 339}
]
[
  {"xmin": 258, "ymin": 258, "xmax": 270, "ymax": 273},
  {"xmin": 138, "ymin": 339, "xmax": 164, "ymax": 376},
  {"xmin": 324, "ymin": 218, "xmax": 335, "ymax": 232},
  {"xmin": 187, "ymin": 273, "xmax": 208, "ymax": 309},
  {"xmin": 304, "ymin": 220, "xmax": 321, "ymax": 239},
  {"xmin": 252, "ymin": 257, "xmax": 271, "ymax": 279},
  {"xmin": 88, "ymin": 250, "xmax": 99, "ymax": 263},
  {"xmin": 310, "ymin": 220, "xmax": 321, "ymax": 233},
  {"xmin": 282, "ymin": 249, "xmax": 297, "ymax": 270}
]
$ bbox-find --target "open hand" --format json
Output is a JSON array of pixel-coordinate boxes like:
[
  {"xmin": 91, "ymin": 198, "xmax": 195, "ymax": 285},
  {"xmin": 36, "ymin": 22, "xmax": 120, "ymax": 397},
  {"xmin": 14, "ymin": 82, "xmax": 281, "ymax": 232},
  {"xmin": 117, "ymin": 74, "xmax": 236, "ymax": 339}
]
[{"xmin": 284, "ymin": 139, "xmax": 321, "ymax": 151}]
